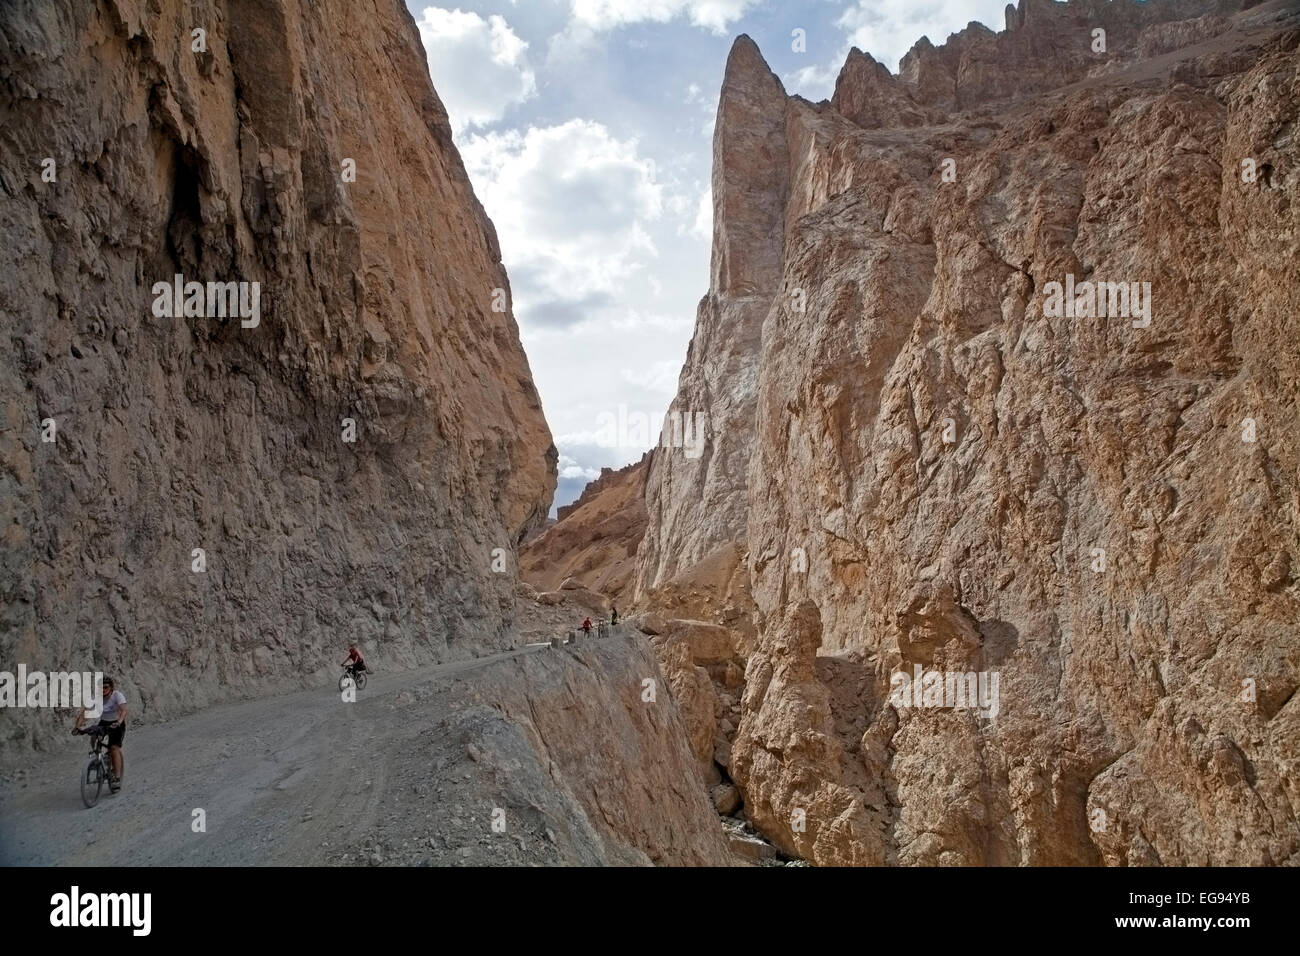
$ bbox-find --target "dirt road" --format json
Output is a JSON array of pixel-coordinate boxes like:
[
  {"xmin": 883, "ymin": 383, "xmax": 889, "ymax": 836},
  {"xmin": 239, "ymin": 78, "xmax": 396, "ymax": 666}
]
[{"xmin": 0, "ymin": 645, "xmax": 549, "ymax": 865}]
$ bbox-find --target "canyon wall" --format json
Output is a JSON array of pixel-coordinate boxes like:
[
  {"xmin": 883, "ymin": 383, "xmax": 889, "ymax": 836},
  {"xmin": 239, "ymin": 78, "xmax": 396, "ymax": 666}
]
[
  {"xmin": 641, "ymin": 0, "xmax": 1300, "ymax": 865},
  {"xmin": 0, "ymin": 0, "xmax": 556, "ymax": 749}
]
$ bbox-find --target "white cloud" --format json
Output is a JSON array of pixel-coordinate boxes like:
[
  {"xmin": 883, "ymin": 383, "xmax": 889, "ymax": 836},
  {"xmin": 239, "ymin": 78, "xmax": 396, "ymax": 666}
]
[
  {"xmin": 555, "ymin": 429, "xmax": 609, "ymax": 448},
  {"xmin": 569, "ymin": 0, "xmax": 759, "ymax": 35},
  {"xmin": 784, "ymin": 62, "xmax": 840, "ymax": 101},
  {"xmin": 558, "ymin": 452, "xmax": 602, "ymax": 480},
  {"xmin": 689, "ymin": 186, "xmax": 710, "ymax": 241},
  {"xmin": 669, "ymin": 182, "xmax": 710, "ymax": 240},
  {"xmin": 416, "ymin": 7, "xmax": 536, "ymax": 133},
  {"xmin": 621, "ymin": 359, "xmax": 682, "ymax": 397},
  {"xmin": 682, "ymin": 79, "xmax": 717, "ymax": 138},
  {"xmin": 836, "ymin": 0, "xmax": 1009, "ymax": 72},
  {"xmin": 459, "ymin": 120, "xmax": 664, "ymax": 330}
]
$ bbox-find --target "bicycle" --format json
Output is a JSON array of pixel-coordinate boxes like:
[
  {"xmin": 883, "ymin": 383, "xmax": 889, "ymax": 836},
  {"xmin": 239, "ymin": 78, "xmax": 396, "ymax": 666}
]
[
  {"xmin": 75, "ymin": 725, "xmax": 120, "ymax": 808},
  {"xmin": 338, "ymin": 663, "xmax": 368, "ymax": 692}
]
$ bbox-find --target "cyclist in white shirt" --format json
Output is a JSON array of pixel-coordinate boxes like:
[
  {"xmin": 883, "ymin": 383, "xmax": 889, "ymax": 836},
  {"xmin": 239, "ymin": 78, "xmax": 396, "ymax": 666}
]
[{"xmin": 74, "ymin": 676, "xmax": 128, "ymax": 792}]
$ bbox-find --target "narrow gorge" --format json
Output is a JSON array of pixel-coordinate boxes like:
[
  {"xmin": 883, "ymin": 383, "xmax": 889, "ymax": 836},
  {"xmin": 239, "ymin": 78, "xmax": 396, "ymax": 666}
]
[{"xmin": 2, "ymin": 0, "xmax": 1297, "ymax": 871}]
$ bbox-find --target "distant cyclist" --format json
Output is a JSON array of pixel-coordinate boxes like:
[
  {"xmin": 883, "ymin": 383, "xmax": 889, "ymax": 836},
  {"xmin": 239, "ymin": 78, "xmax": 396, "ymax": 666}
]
[
  {"xmin": 581, "ymin": 617, "xmax": 593, "ymax": 636},
  {"xmin": 73, "ymin": 676, "xmax": 127, "ymax": 792},
  {"xmin": 342, "ymin": 643, "xmax": 367, "ymax": 678}
]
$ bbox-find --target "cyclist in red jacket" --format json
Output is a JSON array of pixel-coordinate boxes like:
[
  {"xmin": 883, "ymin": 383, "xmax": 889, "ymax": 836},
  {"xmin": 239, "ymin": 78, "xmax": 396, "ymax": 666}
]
[{"xmin": 342, "ymin": 643, "xmax": 366, "ymax": 676}]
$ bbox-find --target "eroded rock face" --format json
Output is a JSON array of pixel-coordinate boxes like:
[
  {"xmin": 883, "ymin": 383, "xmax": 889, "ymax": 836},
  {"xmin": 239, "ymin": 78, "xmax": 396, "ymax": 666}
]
[
  {"xmin": 644, "ymin": 1, "xmax": 1300, "ymax": 866},
  {"xmin": 832, "ymin": 49, "xmax": 932, "ymax": 131},
  {"xmin": 895, "ymin": 0, "xmax": 1245, "ymax": 112},
  {"xmin": 650, "ymin": 632, "xmax": 719, "ymax": 777},
  {"xmin": 644, "ymin": 616, "xmax": 748, "ymax": 783},
  {"xmin": 445, "ymin": 633, "xmax": 736, "ymax": 866},
  {"xmin": 730, "ymin": 601, "xmax": 890, "ymax": 865},
  {"xmin": 0, "ymin": 0, "xmax": 555, "ymax": 748}
]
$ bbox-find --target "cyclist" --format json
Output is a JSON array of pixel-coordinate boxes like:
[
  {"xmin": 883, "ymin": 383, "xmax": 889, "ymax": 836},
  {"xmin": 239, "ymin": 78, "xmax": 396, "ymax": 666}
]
[
  {"xmin": 73, "ymin": 676, "xmax": 128, "ymax": 792},
  {"xmin": 342, "ymin": 643, "xmax": 367, "ymax": 679}
]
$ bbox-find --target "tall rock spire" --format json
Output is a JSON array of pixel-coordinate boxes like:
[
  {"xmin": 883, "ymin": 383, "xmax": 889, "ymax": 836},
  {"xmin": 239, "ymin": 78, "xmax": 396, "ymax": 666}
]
[{"xmin": 711, "ymin": 35, "xmax": 789, "ymax": 296}]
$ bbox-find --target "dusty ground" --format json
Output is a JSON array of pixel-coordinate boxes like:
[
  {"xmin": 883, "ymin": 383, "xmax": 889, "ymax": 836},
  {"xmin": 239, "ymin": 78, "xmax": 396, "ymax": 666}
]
[
  {"xmin": 0, "ymin": 645, "xmax": 554, "ymax": 865},
  {"xmin": 0, "ymin": 595, "xmax": 773, "ymax": 866}
]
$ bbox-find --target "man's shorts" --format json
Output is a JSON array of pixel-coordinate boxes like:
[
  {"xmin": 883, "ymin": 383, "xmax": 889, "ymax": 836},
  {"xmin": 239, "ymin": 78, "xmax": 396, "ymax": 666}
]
[{"xmin": 98, "ymin": 720, "xmax": 126, "ymax": 748}]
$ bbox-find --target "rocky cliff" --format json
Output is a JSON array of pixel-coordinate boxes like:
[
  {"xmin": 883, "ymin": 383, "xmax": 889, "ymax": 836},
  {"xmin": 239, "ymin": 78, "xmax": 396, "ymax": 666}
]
[
  {"xmin": 639, "ymin": 0, "xmax": 1300, "ymax": 865},
  {"xmin": 0, "ymin": 0, "xmax": 556, "ymax": 749}
]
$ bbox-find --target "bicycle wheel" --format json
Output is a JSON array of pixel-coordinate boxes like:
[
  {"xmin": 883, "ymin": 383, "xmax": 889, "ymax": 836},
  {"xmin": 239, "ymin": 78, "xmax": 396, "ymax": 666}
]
[
  {"xmin": 81, "ymin": 757, "xmax": 103, "ymax": 808},
  {"xmin": 355, "ymin": 671, "xmax": 367, "ymax": 690},
  {"xmin": 338, "ymin": 674, "xmax": 354, "ymax": 693}
]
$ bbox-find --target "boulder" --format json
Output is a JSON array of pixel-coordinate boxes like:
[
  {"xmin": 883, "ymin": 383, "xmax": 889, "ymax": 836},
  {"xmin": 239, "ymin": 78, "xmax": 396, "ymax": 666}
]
[
  {"xmin": 630, "ymin": 612, "xmax": 668, "ymax": 636},
  {"xmin": 711, "ymin": 784, "xmax": 741, "ymax": 815},
  {"xmin": 665, "ymin": 619, "xmax": 736, "ymax": 665}
]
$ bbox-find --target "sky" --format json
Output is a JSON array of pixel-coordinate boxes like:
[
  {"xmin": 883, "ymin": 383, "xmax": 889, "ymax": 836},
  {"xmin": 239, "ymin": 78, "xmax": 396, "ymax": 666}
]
[{"xmin": 403, "ymin": 0, "xmax": 1014, "ymax": 512}]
